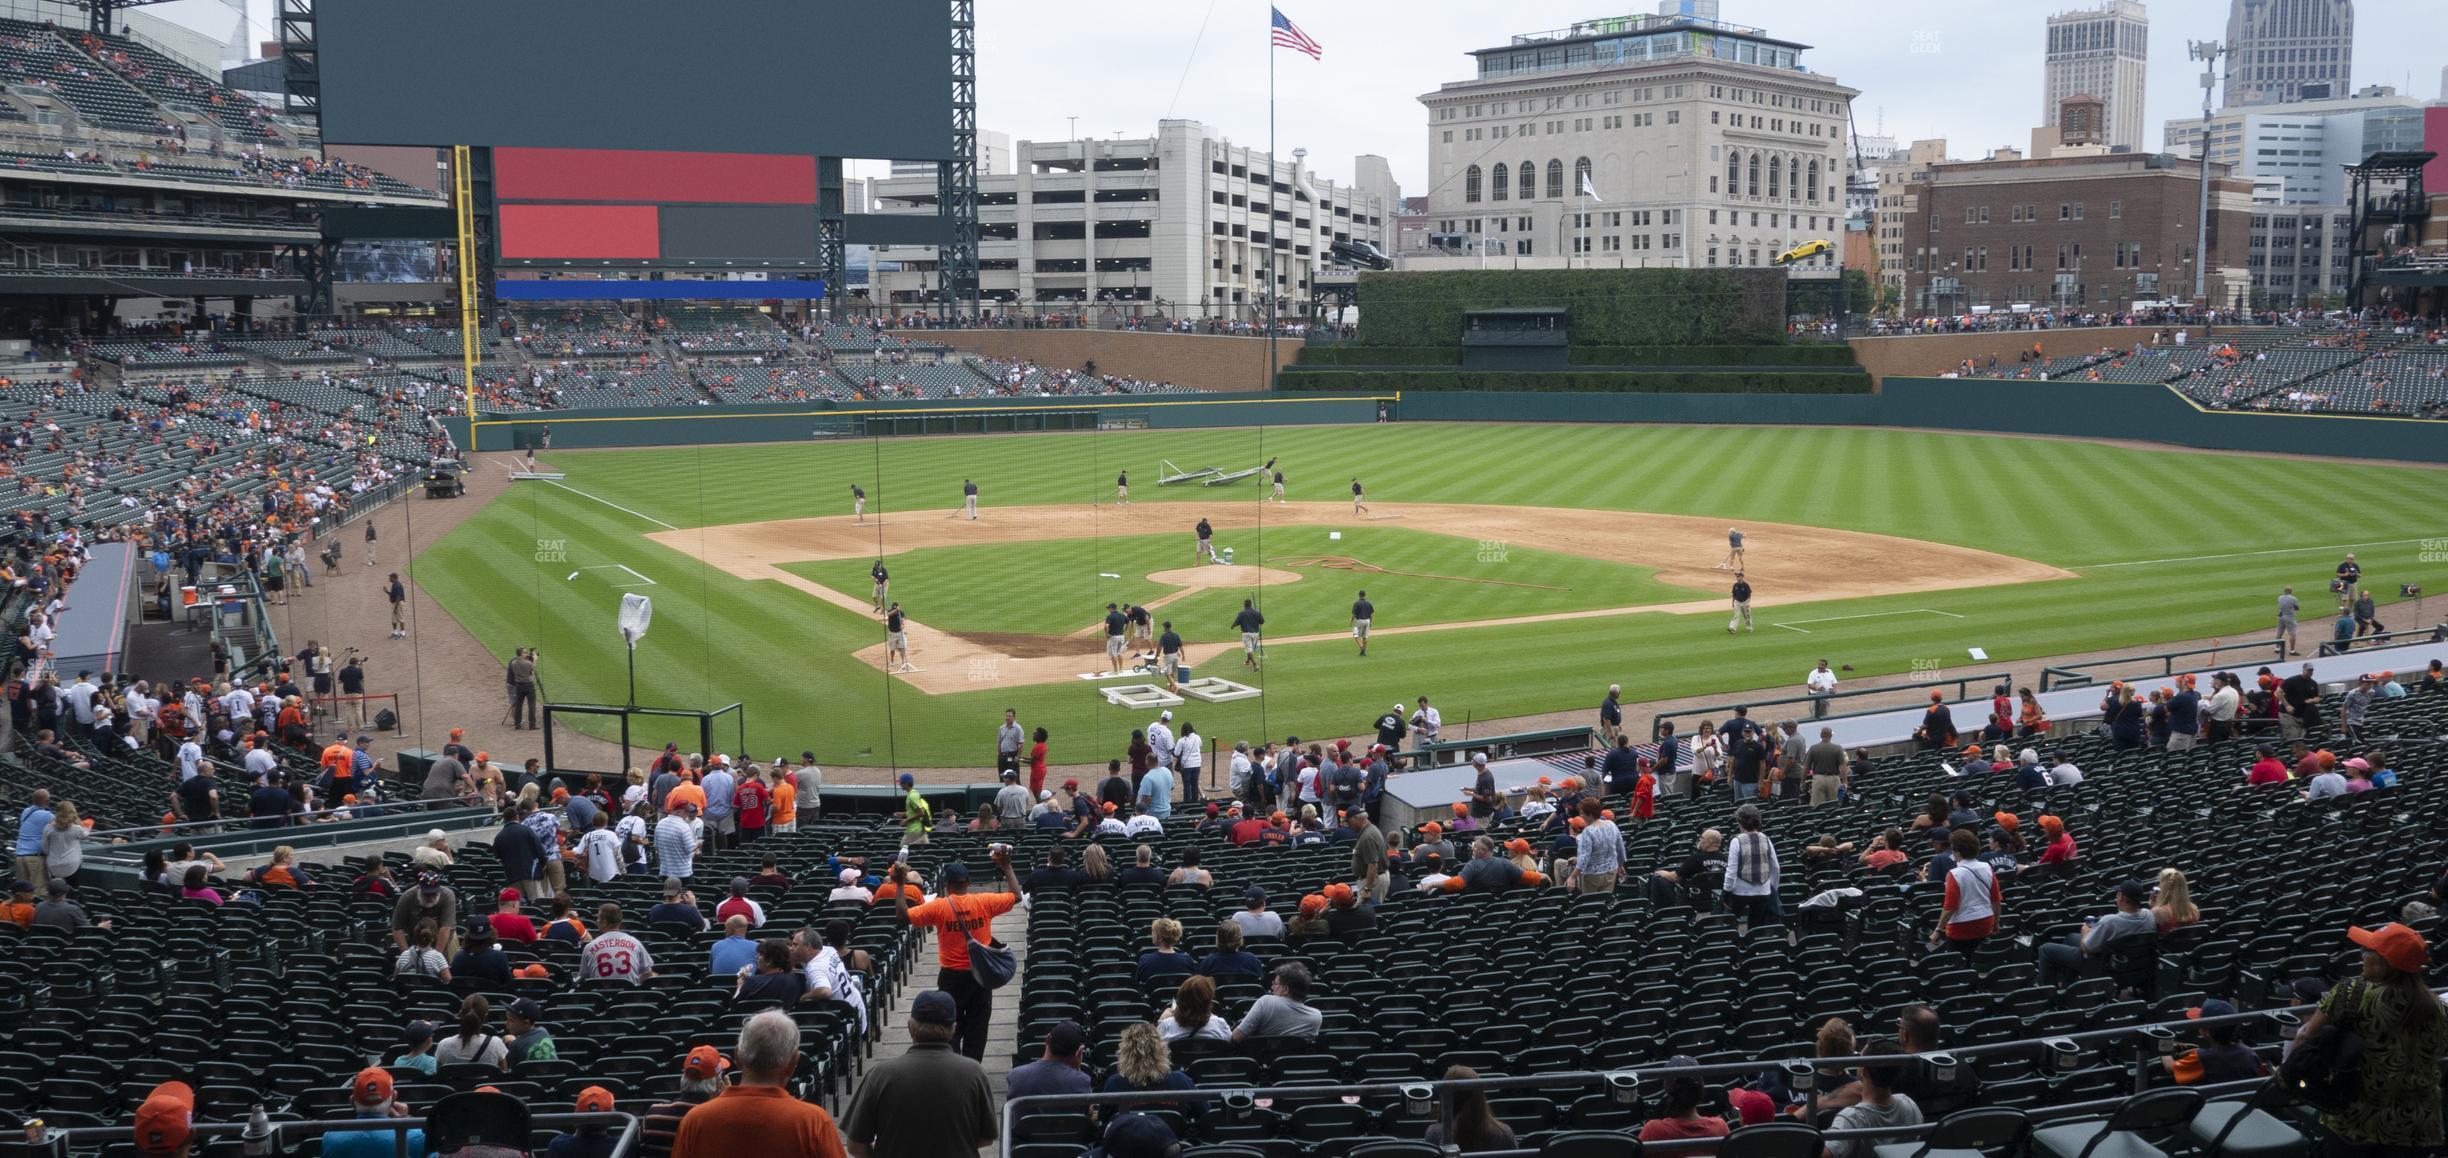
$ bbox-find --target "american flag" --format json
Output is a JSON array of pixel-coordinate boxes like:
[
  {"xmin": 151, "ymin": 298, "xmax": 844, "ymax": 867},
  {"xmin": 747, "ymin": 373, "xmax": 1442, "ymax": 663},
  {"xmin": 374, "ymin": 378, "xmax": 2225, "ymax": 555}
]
[{"xmin": 1270, "ymin": 7, "xmax": 1321, "ymax": 59}]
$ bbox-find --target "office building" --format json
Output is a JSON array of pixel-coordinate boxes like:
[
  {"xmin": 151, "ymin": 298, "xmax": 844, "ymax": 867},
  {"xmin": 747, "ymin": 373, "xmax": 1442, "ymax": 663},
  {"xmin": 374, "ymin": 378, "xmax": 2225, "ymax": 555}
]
[
  {"xmin": 2164, "ymin": 86, "xmax": 2423, "ymax": 205},
  {"xmin": 1417, "ymin": 3, "xmax": 1856, "ymax": 271},
  {"xmin": 1873, "ymin": 139, "xmax": 1953, "ymax": 301},
  {"xmin": 2043, "ymin": 1, "xmax": 2149, "ymax": 150},
  {"xmin": 867, "ymin": 119, "xmax": 1388, "ymax": 317},
  {"xmin": 888, "ymin": 129, "xmax": 1013, "ymax": 181},
  {"xmin": 2247, "ymin": 205, "xmax": 2355, "ymax": 304},
  {"xmin": 1892, "ymin": 150, "xmax": 2252, "ymax": 313},
  {"xmin": 2223, "ymin": 0, "xmax": 2354, "ymax": 108}
]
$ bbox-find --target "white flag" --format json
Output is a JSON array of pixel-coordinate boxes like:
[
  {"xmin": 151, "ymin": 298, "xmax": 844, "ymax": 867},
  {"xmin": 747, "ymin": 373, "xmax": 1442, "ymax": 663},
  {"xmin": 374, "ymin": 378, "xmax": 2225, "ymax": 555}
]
[{"xmin": 1579, "ymin": 172, "xmax": 1600, "ymax": 201}]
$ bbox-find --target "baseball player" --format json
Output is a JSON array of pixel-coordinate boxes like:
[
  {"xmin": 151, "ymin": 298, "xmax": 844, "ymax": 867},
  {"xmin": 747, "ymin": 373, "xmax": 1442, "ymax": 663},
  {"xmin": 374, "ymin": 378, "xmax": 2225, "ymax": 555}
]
[
  {"xmin": 1101, "ymin": 602, "xmax": 1130, "ymax": 675},
  {"xmin": 870, "ymin": 560, "xmax": 889, "ymax": 613},
  {"xmin": 1351, "ymin": 477, "xmax": 1368, "ymax": 515},
  {"xmin": 1115, "ymin": 470, "xmax": 1130, "ymax": 505},
  {"xmin": 961, "ymin": 478, "xmax": 979, "ymax": 520},
  {"xmin": 1269, "ymin": 459, "xmax": 1285, "ymax": 503},
  {"xmin": 1728, "ymin": 571, "xmax": 1754, "ymax": 634},
  {"xmin": 1232, "ymin": 599, "xmax": 1265, "ymax": 669},
  {"xmin": 1194, "ymin": 518, "xmax": 1216, "ymax": 563},
  {"xmin": 851, "ymin": 483, "xmax": 866, "ymax": 523},
  {"xmin": 1350, "ymin": 589, "xmax": 1374, "ymax": 657},
  {"xmin": 1719, "ymin": 527, "xmax": 1746, "ymax": 571},
  {"xmin": 2276, "ymin": 586, "xmax": 2300, "ymax": 658},
  {"xmin": 1157, "ymin": 620, "xmax": 1184, "ymax": 691},
  {"xmin": 883, "ymin": 602, "xmax": 910, "ymax": 671}
]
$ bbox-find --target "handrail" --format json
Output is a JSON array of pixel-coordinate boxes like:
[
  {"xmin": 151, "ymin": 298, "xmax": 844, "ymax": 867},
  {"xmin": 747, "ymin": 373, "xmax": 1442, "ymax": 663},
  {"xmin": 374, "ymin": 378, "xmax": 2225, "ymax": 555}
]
[
  {"xmin": 2317, "ymin": 621, "xmax": 2448, "ymax": 658},
  {"xmin": 1648, "ymin": 671, "xmax": 2014, "ymax": 741},
  {"xmin": 2041, "ymin": 640, "xmax": 2288, "ymax": 691},
  {"xmin": 36, "ymin": 1110, "xmax": 639, "ymax": 1158},
  {"xmin": 998, "ymin": 1006, "xmax": 2304, "ymax": 1157},
  {"xmin": 82, "ymin": 793, "xmax": 495, "ymax": 843}
]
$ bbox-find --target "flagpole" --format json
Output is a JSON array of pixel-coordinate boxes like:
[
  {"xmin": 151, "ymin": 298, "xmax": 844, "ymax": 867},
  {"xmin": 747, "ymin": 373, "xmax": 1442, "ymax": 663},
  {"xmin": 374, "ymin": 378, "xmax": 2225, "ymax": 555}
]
[{"xmin": 1266, "ymin": 22, "xmax": 1277, "ymax": 392}]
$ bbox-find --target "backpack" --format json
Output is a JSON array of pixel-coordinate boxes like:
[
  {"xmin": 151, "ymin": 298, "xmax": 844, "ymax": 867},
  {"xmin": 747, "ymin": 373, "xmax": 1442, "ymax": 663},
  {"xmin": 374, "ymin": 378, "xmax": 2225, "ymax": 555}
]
[
  {"xmin": 2279, "ymin": 980, "xmax": 2367, "ymax": 1113},
  {"xmin": 373, "ymin": 708, "xmax": 397, "ymax": 731}
]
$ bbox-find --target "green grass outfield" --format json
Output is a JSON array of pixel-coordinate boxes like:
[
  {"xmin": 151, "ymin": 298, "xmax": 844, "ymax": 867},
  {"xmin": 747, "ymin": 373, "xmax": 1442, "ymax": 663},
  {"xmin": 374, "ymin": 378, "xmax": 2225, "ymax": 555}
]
[
  {"xmin": 783, "ymin": 527, "xmax": 1686, "ymax": 641},
  {"xmin": 416, "ymin": 423, "xmax": 2446, "ymax": 769}
]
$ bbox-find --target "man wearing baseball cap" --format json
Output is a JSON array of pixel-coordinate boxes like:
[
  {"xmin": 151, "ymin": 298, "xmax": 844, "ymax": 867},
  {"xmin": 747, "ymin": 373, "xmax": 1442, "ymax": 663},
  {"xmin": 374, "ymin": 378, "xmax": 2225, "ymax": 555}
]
[
  {"xmin": 390, "ymin": 869, "xmax": 458, "ymax": 957},
  {"xmin": 130, "ymin": 1080, "xmax": 196, "ymax": 1158},
  {"xmin": 2299, "ymin": 922, "xmax": 2444, "ymax": 1153},
  {"xmin": 672, "ymin": 1010, "xmax": 848, "ymax": 1158},
  {"xmin": 841, "ymin": 991, "xmax": 997, "ymax": 1157},
  {"xmin": 639, "ymin": 1046, "xmax": 728, "ymax": 1158},
  {"xmin": 321, "ymin": 1068, "xmax": 424, "ymax": 1158},
  {"xmin": 892, "ymin": 848, "xmax": 1022, "ymax": 1061},
  {"xmin": 547, "ymin": 1087, "xmax": 620, "ymax": 1158}
]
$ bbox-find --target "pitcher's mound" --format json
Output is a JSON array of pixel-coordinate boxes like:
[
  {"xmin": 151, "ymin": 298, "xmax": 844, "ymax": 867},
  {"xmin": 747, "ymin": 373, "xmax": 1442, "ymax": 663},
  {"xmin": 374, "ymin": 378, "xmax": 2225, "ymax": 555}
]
[{"xmin": 1146, "ymin": 564, "xmax": 1303, "ymax": 589}]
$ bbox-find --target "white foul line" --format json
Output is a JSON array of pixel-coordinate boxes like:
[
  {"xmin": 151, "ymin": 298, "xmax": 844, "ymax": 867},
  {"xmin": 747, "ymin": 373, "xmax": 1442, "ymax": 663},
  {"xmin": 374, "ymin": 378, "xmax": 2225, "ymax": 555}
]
[
  {"xmin": 580, "ymin": 564, "xmax": 656, "ymax": 588},
  {"xmin": 2076, "ymin": 536, "xmax": 2436, "ymax": 570},
  {"xmin": 539, "ymin": 479, "xmax": 679, "ymax": 531},
  {"xmin": 1772, "ymin": 608, "xmax": 1966, "ymax": 634}
]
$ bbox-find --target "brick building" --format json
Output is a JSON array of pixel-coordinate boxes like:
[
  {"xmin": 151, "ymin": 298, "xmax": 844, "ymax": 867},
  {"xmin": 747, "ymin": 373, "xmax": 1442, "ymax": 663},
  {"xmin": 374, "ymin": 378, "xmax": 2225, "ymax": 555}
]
[{"xmin": 1894, "ymin": 151, "xmax": 2253, "ymax": 314}]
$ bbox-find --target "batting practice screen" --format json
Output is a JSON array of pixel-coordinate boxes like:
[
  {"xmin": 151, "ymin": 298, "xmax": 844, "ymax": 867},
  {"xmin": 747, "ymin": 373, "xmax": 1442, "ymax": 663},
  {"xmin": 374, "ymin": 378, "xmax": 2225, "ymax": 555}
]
[
  {"xmin": 312, "ymin": 0, "xmax": 956, "ymax": 162},
  {"xmin": 492, "ymin": 148, "xmax": 821, "ymax": 264}
]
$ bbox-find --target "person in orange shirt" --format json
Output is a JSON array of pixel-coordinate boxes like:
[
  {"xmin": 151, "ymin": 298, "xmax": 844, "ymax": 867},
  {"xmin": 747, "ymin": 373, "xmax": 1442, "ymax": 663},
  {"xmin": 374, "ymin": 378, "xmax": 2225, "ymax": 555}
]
[
  {"xmin": 892, "ymin": 846, "xmax": 1021, "ymax": 1062},
  {"xmin": 0, "ymin": 878, "xmax": 36, "ymax": 927},
  {"xmin": 671, "ymin": 1010, "xmax": 847, "ymax": 1158},
  {"xmin": 770, "ymin": 776, "xmax": 798, "ymax": 837}
]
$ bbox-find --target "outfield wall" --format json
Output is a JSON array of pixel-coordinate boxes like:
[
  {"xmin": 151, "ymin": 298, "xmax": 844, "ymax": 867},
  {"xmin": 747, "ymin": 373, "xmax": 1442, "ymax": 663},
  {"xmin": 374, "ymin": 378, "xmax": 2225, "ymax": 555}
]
[
  {"xmin": 442, "ymin": 379, "xmax": 2448, "ymax": 464},
  {"xmin": 880, "ymin": 328, "xmax": 1299, "ymax": 393},
  {"xmin": 447, "ymin": 393, "xmax": 1384, "ymax": 451}
]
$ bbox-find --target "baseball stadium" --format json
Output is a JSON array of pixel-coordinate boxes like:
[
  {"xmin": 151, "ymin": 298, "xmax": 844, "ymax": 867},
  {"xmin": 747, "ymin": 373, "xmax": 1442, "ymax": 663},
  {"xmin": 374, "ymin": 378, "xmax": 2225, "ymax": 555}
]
[{"xmin": 3, "ymin": 2, "xmax": 2448, "ymax": 1158}]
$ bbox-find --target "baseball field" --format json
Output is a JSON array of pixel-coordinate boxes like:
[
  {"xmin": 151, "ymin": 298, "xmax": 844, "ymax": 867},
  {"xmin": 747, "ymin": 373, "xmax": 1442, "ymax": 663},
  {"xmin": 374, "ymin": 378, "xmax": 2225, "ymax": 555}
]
[{"xmin": 415, "ymin": 422, "xmax": 2445, "ymax": 769}]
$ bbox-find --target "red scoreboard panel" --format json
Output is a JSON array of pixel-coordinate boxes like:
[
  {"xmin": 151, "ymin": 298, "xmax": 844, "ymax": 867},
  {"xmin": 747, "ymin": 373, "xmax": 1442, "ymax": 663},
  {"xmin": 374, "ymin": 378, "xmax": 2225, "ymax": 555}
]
[{"xmin": 492, "ymin": 148, "xmax": 821, "ymax": 264}]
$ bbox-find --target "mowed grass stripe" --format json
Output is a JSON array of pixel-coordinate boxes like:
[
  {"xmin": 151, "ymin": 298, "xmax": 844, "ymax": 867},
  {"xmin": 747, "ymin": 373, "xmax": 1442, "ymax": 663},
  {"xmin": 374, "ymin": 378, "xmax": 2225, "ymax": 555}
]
[{"xmin": 419, "ymin": 425, "xmax": 2448, "ymax": 765}]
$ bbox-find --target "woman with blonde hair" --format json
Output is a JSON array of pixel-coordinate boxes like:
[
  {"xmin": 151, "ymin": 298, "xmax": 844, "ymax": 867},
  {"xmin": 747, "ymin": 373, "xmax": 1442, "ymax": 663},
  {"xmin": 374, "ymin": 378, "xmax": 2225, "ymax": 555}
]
[
  {"xmin": 1079, "ymin": 843, "xmax": 1111, "ymax": 883},
  {"xmin": 2152, "ymin": 867, "xmax": 2199, "ymax": 932},
  {"xmin": 1099, "ymin": 1022, "xmax": 1194, "ymax": 1105},
  {"xmin": 1158, "ymin": 975, "xmax": 1233, "ymax": 1041},
  {"xmin": 1136, "ymin": 917, "xmax": 1196, "ymax": 986},
  {"xmin": 249, "ymin": 845, "xmax": 312, "ymax": 889},
  {"xmin": 620, "ymin": 767, "xmax": 649, "ymax": 808},
  {"xmin": 42, "ymin": 800, "xmax": 96, "ymax": 885}
]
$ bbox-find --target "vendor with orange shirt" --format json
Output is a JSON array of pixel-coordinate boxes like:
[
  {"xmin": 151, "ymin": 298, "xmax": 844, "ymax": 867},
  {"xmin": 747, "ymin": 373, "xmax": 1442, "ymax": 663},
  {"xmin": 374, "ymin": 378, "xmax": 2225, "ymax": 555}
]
[{"xmin": 890, "ymin": 846, "xmax": 1020, "ymax": 1063}]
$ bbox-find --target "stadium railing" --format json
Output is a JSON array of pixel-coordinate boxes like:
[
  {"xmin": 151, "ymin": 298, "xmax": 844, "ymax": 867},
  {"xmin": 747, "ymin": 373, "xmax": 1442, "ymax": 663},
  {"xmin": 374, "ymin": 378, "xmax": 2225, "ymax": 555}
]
[
  {"xmin": 1397, "ymin": 724, "xmax": 1595, "ymax": 769},
  {"xmin": 2317, "ymin": 621, "xmax": 2448, "ymax": 657},
  {"xmin": 1648, "ymin": 670, "xmax": 2013, "ymax": 738},
  {"xmin": 77, "ymin": 796, "xmax": 500, "ymax": 887},
  {"xmin": 37, "ymin": 1110, "xmax": 639, "ymax": 1158},
  {"xmin": 1000, "ymin": 1006, "xmax": 2301, "ymax": 1158},
  {"xmin": 2040, "ymin": 641, "xmax": 2289, "ymax": 691}
]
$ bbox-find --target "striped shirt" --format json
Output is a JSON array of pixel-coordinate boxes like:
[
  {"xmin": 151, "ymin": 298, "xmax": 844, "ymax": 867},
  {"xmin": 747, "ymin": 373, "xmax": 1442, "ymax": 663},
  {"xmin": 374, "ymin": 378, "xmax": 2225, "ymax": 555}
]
[
  {"xmin": 653, "ymin": 816, "xmax": 698, "ymax": 877},
  {"xmin": 1723, "ymin": 831, "xmax": 1780, "ymax": 895},
  {"xmin": 637, "ymin": 1090, "xmax": 714, "ymax": 1158}
]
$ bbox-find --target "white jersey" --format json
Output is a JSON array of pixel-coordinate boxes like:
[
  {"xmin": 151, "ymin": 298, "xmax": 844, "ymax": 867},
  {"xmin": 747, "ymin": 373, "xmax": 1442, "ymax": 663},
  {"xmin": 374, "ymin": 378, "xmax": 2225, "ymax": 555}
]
[
  {"xmin": 580, "ymin": 931, "xmax": 653, "ymax": 982},
  {"xmin": 577, "ymin": 828, "xmax": 623, "ymax": 882}
]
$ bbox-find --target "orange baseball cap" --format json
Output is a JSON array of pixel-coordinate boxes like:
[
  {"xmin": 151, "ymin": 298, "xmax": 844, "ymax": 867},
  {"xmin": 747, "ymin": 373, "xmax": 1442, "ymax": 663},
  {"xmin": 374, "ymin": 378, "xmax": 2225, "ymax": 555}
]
[
  {"xmin": 574, "ymin": 1086, "xmax": 615, "ymax": 1113},
  {"xmin": 1324, "ymin": 883, "xmax": 1354, "ymax": 905},
  {"xmin": 1298, "ymin": 894, "xmax": 1328, "ymax": 917},
  {"xmin": 1450, "ymin": 802, "xmax": 1468, "ymax": 816},
  {"xmin": 1503, "ymin": 838, "xmax": 1532, "ymax": 855},
  {"xmin": 132, "ymin": 1081, "xmax": 196, "ymax": 1155},
  {"xmin": 1420, "ymin": 821, "xmax": 1442, "ymax": 836},
  {"xmin": 2037, "ymin": 814, "xmax": 2064, "ymax": 835},
  {"xmin": 475, "ymin": 1085, "xmax": 503, "ymax": 1095},
  {"xmin": 515, "ymin": 963, "xmax": 551, "ymax": 979},
  {"xmin": 1992, "ymin": 811, "xmax": 2020, "ymax": 832},
  {"xmin": 683, "ymin": 1045, "xmax": 729, "ymax": 1079},
  {"xmin": 1568, "ymin": 816, "xmax": 1587, "ymax": 832},
  {"xmin": 2348, "ymin": 923, "xmax": 2430, "ymax": 974},
  {"xmin": 352, "ymin": 1067, "xmax": 394, "ymax": 1105}
]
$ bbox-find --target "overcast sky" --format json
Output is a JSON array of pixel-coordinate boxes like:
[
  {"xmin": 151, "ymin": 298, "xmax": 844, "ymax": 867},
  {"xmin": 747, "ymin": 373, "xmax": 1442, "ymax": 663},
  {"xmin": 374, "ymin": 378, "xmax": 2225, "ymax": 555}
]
[{"xmin": 167, "ymin": 0, "xmax": 2439, "ymax": 196}]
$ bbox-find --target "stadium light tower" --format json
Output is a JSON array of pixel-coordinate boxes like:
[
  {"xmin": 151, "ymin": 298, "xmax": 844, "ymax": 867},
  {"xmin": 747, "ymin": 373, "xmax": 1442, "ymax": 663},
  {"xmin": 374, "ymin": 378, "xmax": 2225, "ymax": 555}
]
[{"xmin": 2187, "ymin": 39, "xmax": 2223, "ymax": 303}]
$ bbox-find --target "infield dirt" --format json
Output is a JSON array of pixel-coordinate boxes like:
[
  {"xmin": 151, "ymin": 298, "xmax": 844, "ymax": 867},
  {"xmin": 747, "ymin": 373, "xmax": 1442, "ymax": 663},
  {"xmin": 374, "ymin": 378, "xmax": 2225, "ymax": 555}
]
[{"xmin": 645, "ymin": 502, "xmax": 2073, "ymax": 694}]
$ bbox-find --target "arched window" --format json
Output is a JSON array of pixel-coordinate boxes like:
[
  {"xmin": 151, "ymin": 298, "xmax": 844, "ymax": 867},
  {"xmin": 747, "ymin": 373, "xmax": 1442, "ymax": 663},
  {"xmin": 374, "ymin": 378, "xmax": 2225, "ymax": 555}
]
[
  {"xmin": 1490, "ymin": 163, "xmax": 1508, "ymax": 201},
  {"xmin": 1788, "ymin": 158, "xmax": 1801, "ymax": 202},
  {"xmin": 1464, "ymin": 165, "xmax": 1482, "ymax": 203},
  {"xmin": 1574, "ymin": 157, "xmax": 1593, "ymax": 197},
  {"xmin": 1517, "ymin": 161, "xmax": 1535, "ymax": 200},
  {"xmin": 1545, "ymin": 159, "xmax": 1564, "ymax": 199},
  {"xmin": 1725, "ymin": 151, "xmax": 1740, "ymax": 196},
  {"xmin": 1807, "ymin": 160, "xmax": 1821, "ymax": 202},
  {"xmin": 1768, "ymin": 154, "xmax": 1780, "ymax": 200},
  {"xmin": 1747, "ymin": 153, "xmax": 1760, "ymax": 197}
]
